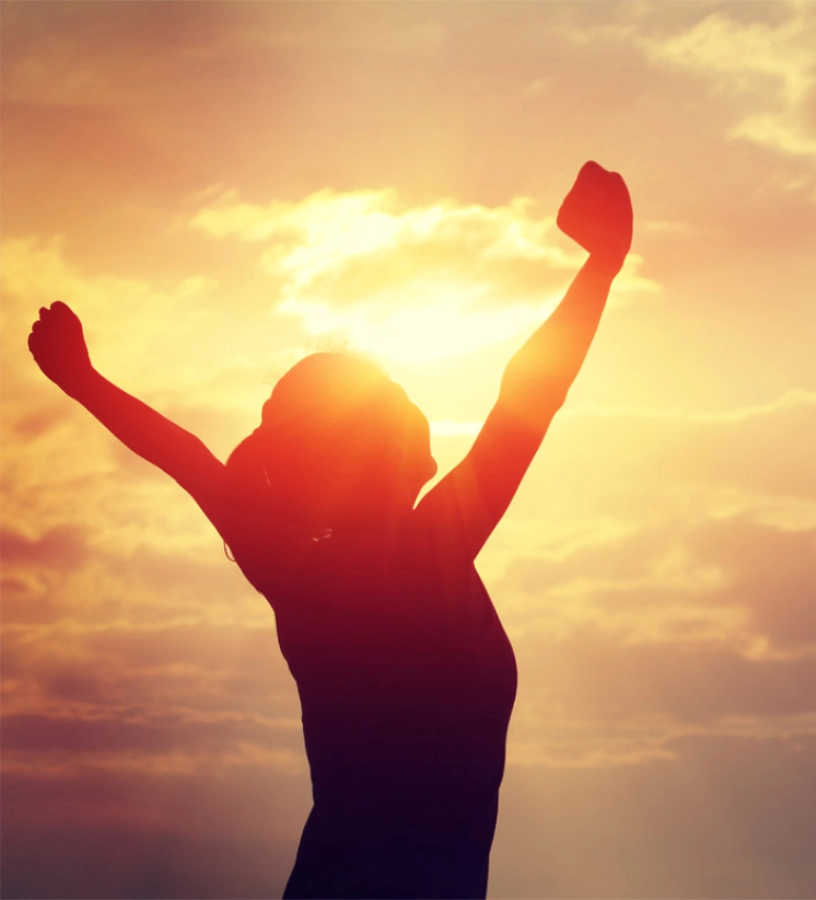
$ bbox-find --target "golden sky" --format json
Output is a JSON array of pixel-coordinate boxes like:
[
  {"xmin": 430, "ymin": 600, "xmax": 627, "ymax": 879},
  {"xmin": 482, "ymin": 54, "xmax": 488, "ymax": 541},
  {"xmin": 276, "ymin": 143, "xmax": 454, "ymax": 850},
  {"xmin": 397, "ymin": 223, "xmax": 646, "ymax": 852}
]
[{"xmin": 2, "ymin": 2, "xmax": 816, "ymax": 897}]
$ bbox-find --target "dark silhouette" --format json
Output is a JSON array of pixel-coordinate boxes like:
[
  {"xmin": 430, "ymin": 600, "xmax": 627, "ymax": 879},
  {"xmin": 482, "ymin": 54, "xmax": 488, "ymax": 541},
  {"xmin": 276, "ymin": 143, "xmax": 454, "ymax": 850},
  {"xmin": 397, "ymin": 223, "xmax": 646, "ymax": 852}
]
[{"xmin": 28, "ymin": 162, "xmax": 632, "ymax": 899}]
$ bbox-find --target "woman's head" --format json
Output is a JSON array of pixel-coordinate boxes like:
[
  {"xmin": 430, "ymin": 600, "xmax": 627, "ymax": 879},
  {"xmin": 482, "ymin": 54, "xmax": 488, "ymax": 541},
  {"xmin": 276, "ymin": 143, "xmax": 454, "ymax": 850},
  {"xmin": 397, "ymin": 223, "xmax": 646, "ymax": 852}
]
[{"xmin": 227, "ymin": 353, "xmax": 437, "ymax": 524}]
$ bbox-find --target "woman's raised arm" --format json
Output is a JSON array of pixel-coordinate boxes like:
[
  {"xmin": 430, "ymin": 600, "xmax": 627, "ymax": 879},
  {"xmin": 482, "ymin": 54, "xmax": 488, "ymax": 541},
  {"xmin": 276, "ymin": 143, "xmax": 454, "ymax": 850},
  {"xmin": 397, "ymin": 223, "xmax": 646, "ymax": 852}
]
[
  {"xmin": 28, "ymin": 301, "xmax": 229, "ymax": 535},
  {"xmin": 415, "ymin": 162, "xmax": 633, "ymax": 559}
]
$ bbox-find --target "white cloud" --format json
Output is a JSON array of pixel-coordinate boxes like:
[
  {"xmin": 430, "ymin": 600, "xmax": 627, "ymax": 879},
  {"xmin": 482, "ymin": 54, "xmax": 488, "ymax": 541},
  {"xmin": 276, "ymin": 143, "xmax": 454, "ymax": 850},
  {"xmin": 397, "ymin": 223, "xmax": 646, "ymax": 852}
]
[{"xmin": 189, "ymin": 188, "xmax": 659, "ymax": 363}]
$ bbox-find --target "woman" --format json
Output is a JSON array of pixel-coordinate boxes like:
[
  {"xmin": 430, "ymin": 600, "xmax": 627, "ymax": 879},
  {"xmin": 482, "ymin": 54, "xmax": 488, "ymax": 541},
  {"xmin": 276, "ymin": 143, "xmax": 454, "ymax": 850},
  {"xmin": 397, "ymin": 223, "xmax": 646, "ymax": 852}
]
[{"xmin": 28, "ymin": 162, "xmax": 632, "ymax": 899}]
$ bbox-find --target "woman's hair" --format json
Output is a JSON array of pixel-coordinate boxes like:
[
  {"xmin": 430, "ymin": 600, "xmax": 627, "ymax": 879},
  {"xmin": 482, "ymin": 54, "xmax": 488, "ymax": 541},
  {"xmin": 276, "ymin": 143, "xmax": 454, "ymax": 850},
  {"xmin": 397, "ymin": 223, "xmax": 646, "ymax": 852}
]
[{"xmin": 225, "ymin": 353, "xmax": 433, "ymax": 525}]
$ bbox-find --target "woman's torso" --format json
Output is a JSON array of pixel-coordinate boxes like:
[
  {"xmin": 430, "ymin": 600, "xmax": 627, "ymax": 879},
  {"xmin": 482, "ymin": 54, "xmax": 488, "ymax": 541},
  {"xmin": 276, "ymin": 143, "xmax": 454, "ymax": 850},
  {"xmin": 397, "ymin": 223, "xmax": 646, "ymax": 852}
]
[{"xmin": 230, "ymin": 509, "xmax": 517, "ymax": 851}]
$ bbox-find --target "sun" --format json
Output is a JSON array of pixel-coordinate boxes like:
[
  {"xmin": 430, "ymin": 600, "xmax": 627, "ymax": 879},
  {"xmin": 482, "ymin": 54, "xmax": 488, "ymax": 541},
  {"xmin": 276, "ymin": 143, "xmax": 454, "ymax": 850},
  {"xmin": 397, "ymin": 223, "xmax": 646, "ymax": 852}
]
[{"xmin": 281, "ymin": 288, "xmax": 560, "ymax": 366}]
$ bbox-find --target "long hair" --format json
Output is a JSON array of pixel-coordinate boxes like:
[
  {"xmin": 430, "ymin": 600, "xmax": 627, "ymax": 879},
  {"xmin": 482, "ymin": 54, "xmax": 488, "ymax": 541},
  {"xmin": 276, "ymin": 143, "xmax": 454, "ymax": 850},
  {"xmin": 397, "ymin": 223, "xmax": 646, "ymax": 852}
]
[{"xmin": 225, "ymin": 353, "xmax": 432, "ymax": 527}]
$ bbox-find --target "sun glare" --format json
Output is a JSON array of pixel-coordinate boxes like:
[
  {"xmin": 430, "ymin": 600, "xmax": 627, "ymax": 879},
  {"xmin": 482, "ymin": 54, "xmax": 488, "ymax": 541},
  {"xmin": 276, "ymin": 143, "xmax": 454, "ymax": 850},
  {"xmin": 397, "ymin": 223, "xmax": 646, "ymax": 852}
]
[
  {"xmin": 191, "ymin": 188, "xmax": 582, "ymax": 365},
  {"xmin": 281, "ymin": 289, "xmax": 559, "ymax": 365}
]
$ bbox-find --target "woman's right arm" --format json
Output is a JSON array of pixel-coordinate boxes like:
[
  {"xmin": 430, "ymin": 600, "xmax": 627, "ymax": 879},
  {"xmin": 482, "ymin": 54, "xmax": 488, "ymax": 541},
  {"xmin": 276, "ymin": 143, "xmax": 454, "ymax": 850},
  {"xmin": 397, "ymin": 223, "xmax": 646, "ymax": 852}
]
[
  {"xmin": 28, "ymin": 302, "xmax": 230, "ymax": 537},
  {"xmin": 415, "ymin": 162, "xmax": 632, "ymax": 560}
]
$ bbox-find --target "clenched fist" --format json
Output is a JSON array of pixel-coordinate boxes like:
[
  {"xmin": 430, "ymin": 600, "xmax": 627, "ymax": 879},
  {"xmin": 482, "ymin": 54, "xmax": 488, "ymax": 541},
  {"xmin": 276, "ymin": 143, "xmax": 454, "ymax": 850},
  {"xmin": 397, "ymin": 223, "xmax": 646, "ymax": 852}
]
[
  {"xmin": 557, "ymin": 161, "xmax": 632, "ymax": 270},
  {"xmin": 28, "ymin": 301, "xmax": 94, "ymax": 395}
]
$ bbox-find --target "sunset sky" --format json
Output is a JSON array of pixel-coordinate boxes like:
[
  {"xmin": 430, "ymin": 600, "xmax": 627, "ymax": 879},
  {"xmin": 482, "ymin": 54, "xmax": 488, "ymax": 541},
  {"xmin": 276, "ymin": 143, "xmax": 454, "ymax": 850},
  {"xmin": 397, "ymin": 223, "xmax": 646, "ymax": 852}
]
[{"xmin": 2, "ymin": 2, "xmax": 816, "ymax": 897}]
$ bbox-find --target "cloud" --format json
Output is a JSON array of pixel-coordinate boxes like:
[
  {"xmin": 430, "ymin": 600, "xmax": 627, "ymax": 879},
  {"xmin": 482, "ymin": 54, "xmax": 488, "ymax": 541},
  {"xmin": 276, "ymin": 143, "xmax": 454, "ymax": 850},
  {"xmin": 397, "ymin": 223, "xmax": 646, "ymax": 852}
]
[
  {"xmin": 514, "ymin": 625, "xmax": 816, "ymax": 732},
  {"xmin": 1, "ymin": 236, "xmax": 220, "ymax": 387},
  {"xmin": 499, "ymin": 387, "xmax": 816, "ymax": 542},
  {"xmin": 688, "ymin": 516, "xmax": 816, "ymax": 652},
  {"xmin": 0, "ymin": 233, "xmax": 281, "ymax": 520},
  {"xmin": 2, "ymin": 766, "xmax": 306, "ymax": 900},
  {"xmin": 564, "ymin": 387, "xmax": 816, "ymax": 424},
  {"xmin": 1, "ymin": 4, "xmax": 263, "ymax": 109},
  {"xmin": 639, "ymin": 5, "xmax": 816, "ymax": 158},
  {"xmin": 460, "ymin": 386, "xmax": 816, "ymax": 771},
  {"xmin": 0, "ymin": 524, "xmax": 89, "ymax": 570},
  {"xmin": 493, "ymin": 731, "xmax": 816, "ymax": 898},
  {"xmin": 1, "ymin": 3, "xmax": 446, "ymax": 111},
  {"xmin": 1, "ymin": 709, "xmax": 304, "ymax": 775},
  {"xmin": 189, "ymin": 188, "xmax": 658, "ymax": 363},
  {"xmin": 503, "ymin": 515, "xmax": 816, "ymax": 650}
]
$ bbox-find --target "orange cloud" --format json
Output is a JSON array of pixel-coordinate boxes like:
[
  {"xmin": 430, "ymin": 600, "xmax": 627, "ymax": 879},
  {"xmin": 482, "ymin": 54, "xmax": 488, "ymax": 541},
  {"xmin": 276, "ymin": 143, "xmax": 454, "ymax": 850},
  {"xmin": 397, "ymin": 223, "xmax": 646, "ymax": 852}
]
[{"xmin": 639, "ymin": 7, "xmax": 816, "ymax": 157}]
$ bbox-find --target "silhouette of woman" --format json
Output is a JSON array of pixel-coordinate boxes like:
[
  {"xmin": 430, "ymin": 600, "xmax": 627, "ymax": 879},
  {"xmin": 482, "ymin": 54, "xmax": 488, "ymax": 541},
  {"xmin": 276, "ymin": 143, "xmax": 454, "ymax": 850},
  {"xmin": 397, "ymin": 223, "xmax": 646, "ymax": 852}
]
[{"xmin": 28, "ymin": 162, "xmax": 632, "ymax": 899}]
